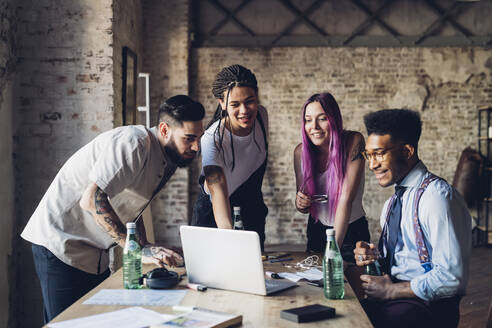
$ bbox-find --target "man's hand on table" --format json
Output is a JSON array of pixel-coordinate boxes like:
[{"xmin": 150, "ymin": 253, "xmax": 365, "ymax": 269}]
[{"xmin": 142, "ymin": 245, "xmax": 184, "ymax": 267}]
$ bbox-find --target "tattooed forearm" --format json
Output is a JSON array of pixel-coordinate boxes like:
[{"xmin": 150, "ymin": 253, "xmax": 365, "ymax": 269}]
[
  {"xmin": 136, "ymin": 217, "xmax": 148, "ymax": 246},
  {"xmin": 93, "ymin": 187, "xmax": 126, "ymax": 247},
  {"xmin": 95, "ymin": 187, "xmax": 113, "ymax": 214},
  {"xmin": 351, "ymin": 138, "xmax": 365, "ymax": 162},
  {"xmin": 204, "ymin": 165, "xmax": 224, "ymax": 185}
]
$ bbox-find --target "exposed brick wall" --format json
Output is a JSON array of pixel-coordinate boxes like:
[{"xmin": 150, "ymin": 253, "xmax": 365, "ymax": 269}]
[
  {"xmin": 190, "ymin": 47, "xmax": 491, "ymax": 245},
  {"xmin": 1, "ymin": 1, "xmax": 16, "ymax": 327},
  {"xmin": 141, "ymin": 0, "xmax": 190, "ymax": 246},
  {"xmin": 13, "ymin": 1, "xmax": 114, "ymax": 326}
]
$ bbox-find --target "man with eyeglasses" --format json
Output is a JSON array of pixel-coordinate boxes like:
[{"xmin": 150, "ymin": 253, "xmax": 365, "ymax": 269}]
[{"xmin": 354, "ymin": 109, "xmax": 470, "ymax": 328}]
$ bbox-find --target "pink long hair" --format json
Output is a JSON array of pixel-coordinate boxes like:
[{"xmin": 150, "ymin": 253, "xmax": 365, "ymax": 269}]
[{"xmin": 300, "ymin": 93, "xmax": 347, "ymax": 221}]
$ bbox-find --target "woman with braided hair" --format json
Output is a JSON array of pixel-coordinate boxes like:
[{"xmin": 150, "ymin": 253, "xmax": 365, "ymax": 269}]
[{"xmin": 191, "ymin": 64, "xmax": 269, "ymax": 250}]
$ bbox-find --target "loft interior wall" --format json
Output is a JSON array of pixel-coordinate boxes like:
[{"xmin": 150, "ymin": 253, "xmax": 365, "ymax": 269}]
[
  {"xmin": 1, "ymin": 0, "xmax": 16, "ymax": 328},
  {"xmin": 0, "ymin": 1, "xmax": 15, "ymax": 327},
  {"xmin": 141, "ymin": 0, "xmax": 191, "ymax": 247},
  {"xmin": 191, "ymin": 46, "xmax": 490, "ymax": 244},
  {"xmin": 184, "ymin": 0, "xmax": 492, "ymax": 245},
  {"xmin": 6, "ymin": 0, "xmax": 491, "ymax": 327},
  {"xmin": 12, "ymin": 0, "xmax": 115, "ymax": 327}
]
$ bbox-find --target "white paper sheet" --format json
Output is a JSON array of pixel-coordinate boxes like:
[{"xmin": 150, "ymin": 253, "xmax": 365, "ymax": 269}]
[
  {"xmin": 278, "ymin": 268, "xmax": 323, "ymax": 282},
  {"xmin": 83, "ymin": 289, "xmax": 187, "ymax": 306},
  {"xmin": 277, "ymin": 272, "xmax": 305, "ymax": 282},
  {"xmin": 295, "ymin": 268, "xmax": 323, "ymax": 281},
  {"xmin": 47, "ymin": 307, "xmax": 171, "ymax": 328},
  {"xmin": 152, "ymin": 308, "xmax": 240, "ymax": 328}
]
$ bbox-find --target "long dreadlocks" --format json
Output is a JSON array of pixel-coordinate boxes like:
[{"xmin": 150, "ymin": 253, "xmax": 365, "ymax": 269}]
[{"xmin": 208, "ymin": 64, "xmax": 261, "ymax": 170}]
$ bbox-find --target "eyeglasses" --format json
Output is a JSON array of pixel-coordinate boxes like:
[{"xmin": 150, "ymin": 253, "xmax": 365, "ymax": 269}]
[{"xmin": 361, "ymin": 145, "xmax": 402, "ymax": 162}]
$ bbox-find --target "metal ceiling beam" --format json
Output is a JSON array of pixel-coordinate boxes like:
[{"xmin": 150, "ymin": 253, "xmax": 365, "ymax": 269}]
[
  {"xmin": 271, "ymin": 0, "xmax": 327, "ymax": 46},
  {"xmin": 206, "ymin": 0, "xmax": 255, "ymax": 37},
  {"xmin": 350, "ymin": 0, "xmax": 401, "ymax": 44},
  {"xmin": 415, "ymin": 1, "xmax": 461, "ymax": 45},
  {"xmin": 209, "ymin": 0, "xmax": 252, "ymax": 36},
  {"xmin": 191, "ymin": 0, "xmax": 489, "ymax": 48},
  {"xmin": 422, "ymin": 0, "xmax": 473, "ymax": 44},
  {"xmin": 343, "ymin": 0, "xmax": 396, "ymax": 45}
]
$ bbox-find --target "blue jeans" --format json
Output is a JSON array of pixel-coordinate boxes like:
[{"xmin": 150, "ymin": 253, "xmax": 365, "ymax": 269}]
[{"xmin": 31, "ymin": 244, "xmax": 110, "ymax": 323}]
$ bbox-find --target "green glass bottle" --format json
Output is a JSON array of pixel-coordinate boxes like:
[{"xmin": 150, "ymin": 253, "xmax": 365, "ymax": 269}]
[
  {"xmin": 123, "ymin": 222, "xmax": 142, "ymax": 289},
  {"xmin": 233, "ymin": 206, "xmax": 244, "ymax": 230},
  {"xmin": 323, "ymin": 229, "xmax": 344, "ymax": 299},
  {"xmin": 365, "ymin": 260, "xmax": 383, "ymax": 276}
]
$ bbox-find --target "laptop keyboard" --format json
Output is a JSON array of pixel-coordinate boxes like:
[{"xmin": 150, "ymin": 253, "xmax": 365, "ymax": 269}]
[{"xmin": 265, "ymin": 279, "xmax": 286, "ymax": 289}]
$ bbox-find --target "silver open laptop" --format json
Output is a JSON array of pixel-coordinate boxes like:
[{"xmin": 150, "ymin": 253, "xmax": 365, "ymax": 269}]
[{"xmin": 180, "ymin": 225, "xmax": 297, "ymax": 295}]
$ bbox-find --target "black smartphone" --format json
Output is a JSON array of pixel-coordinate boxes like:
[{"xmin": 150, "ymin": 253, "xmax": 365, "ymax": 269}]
[{"xmin": 280, "ymin": 304, "xmax": 336, "ymax": 323}]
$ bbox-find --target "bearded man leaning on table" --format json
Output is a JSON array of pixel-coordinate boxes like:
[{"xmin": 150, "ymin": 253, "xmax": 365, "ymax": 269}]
[{"xmin": 21, "ymin": 95, "xmax": 205, "ymax": 323}]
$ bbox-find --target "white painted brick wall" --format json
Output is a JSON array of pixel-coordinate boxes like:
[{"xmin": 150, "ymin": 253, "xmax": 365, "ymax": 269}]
[{"xmin": 191, "ymin": 47, "xmax": 491, "ymax": 245}]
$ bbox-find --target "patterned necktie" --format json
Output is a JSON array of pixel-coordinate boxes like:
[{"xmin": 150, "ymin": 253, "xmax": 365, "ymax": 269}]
[{"xmin": 379, "ymin": 185, "xmax": 406, "ymax": 275}]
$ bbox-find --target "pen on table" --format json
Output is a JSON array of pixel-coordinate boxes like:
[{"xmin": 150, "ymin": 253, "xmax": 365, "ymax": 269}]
[
  {"xmin": 306, "ymin": 281, "xmax": 323, "ymax": 288},
  {"xmin": 173, "ymin": 306, "xmax": 229, "ymax": 315},
  {"xmin": 187, "ymin": 283, "xmax": 207, "ymax": 292},
  {"xmin": 269, "ymin": 257, "xmax": 293, "ymax": 263},
  {"xmin": 173, "ymin": 305, "xmax": 196, "ymax": 312},
  {"xmin": 265, "ymin": 271, "xmax": 283, "ymax": 279}
]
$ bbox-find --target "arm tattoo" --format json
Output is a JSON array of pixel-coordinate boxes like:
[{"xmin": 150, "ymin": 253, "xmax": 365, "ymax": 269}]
[
  {"xmin": 136, "ymin": 218, "xmax": 148, "ymax": 246},
  {"xmin": 204, "ymin": 165, "xmax": 223, "ymax": 185},
  {"xmin": 351, "ymin": 139, "xmax": 365, "ymax": 162},
  {"xmin": 93, "ymin": 187, "xmax": 126, "ymax": 245},
  {"xmin": 95, "ymin": 187, "xmax": 112, "ymax": 214}
]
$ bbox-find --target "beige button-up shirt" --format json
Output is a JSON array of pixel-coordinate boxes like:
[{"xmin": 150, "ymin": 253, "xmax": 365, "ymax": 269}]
[{"xmin": 21, "ymin": 126, "xmax": 177, "ymax": 274}]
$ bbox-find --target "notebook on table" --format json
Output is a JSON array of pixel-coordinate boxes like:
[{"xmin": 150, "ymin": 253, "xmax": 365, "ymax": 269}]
[{"xmin": 180, "ymin": 225, "xmax": 297, "ymax": 296}]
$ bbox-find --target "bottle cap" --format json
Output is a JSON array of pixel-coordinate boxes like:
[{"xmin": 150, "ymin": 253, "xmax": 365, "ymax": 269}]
[
  {"xmin": 126, "ymin": 222, "xmax": 136, "ymax": 229},
  {"xmin": 326, "ymin": 229, "xmax": 335, "ymax": 236},
  {"xmin": 233, "ymin": 207, "xmax": 240, "ymax": 214}
]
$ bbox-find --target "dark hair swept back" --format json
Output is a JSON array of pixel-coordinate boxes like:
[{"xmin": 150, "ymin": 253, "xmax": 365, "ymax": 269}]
[
  {"xmin": 158, "ymin": 95, "xmax": 205, "ymax": 126},
  {"xmin": 208, "ymin": 65, "xmax": 260, "ymax": 171},
  {"xmin": 363, "ymin": 109, "xmax": 422, "ymax": 148}
]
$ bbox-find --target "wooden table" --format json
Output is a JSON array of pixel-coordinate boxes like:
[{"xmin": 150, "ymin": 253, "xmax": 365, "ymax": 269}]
[{"xmin": 48, "ymin": 252, "xmax": 372, "ymax": 327}]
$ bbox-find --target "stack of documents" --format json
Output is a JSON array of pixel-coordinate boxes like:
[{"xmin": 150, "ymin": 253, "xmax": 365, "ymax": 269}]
[
  {"xmin": 47, "ymin": 307, "xmax": 173, "ymax": 328},
  {"xmin": 47, "ymin": 306, "xmax": 242, "ymax": 328},
  {"xmin": 83, "ymin": 289, "xmax": 187, "ymax": 306}
]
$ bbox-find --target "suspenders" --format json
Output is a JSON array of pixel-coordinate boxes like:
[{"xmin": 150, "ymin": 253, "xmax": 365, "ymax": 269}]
[
  {"xmin": 412, "ymin": 173, "xmax": 440, "ymax": 272},
  {"xmin": 382, "ymin": 172, "xmax": 441, "ymax": 273}
]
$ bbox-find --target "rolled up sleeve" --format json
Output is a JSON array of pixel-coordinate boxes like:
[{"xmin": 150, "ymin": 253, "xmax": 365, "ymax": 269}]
[
  {"xmin": 409, "ymin": 183, "xmax": 471, "ymax": 301},
  {"xmin": 201, "ymin": 131, "xmax": 224, "ymax": 169}
]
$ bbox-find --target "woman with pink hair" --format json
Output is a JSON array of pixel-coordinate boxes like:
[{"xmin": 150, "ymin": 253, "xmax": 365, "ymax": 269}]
[{"xmin": 293, "ymin": 92, "xmax": 370, "ymax": 264}]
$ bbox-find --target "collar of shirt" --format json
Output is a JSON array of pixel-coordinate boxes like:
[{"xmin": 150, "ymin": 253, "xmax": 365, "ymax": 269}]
[{"xmin": 397, "ymin": 160, "xmax": 428, "ymax": 189}]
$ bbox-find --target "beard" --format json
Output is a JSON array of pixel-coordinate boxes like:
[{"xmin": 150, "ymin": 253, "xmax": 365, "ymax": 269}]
[{"xmin": 164, "ymin": 137, "xmax": 197, "ymax": 168}]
